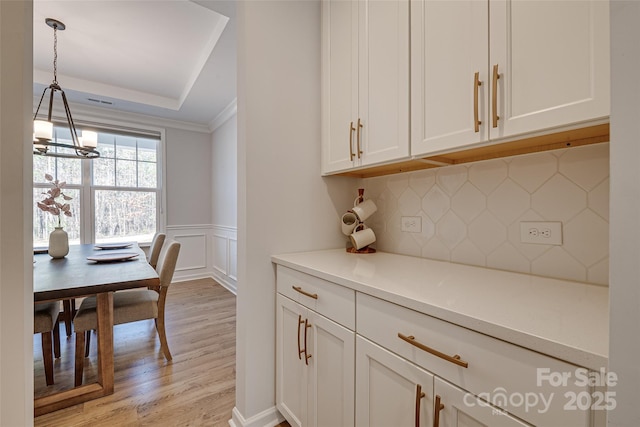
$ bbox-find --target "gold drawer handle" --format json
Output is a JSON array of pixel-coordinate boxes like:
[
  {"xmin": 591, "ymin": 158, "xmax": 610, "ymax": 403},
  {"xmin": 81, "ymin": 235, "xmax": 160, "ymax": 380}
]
[
  {"xmin": 297, "ymin": 315, "xmax": 305, "ymax": 360},
  {"xmin": 303, "ymin": 318, "xmax": 312, "ymax": 365},
  {"xmin": 292, "ymin": 286, "xmax": 318, "ymax": 300},
  {"xmin": 349, "ymin": 121, "xmax": 356, "ymax": 161},
  {"xmin": 433, "ymin": 395, "xmax": 445, "ymax": 427},
  {"xmin": 415, "ymin": 384, "xmax": 426, "ymax": 427},
  {"xmin": 398, "ymin": 333, "xmax": 469, "ymax": 368},
  {"xmin": 492, "ymin": 64, "xmax": 500, "ymax": 128},
  {"xmin": 473, "ymin": 71, "xmax": 482, "ymax": 133}
]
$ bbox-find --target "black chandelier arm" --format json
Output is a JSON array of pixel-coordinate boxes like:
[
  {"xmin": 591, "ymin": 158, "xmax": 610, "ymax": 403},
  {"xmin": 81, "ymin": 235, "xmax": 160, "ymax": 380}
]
[
  {"xmin": 60, "ymin": 89, "xmax": 82, "ymax": 148},
  {"xmin": 33, "ymin": 86, "xmax": 50, "ymax": 121},
  {"xmin": 33, "ymin": 140, "xmax": 100, "ymax": 159}
]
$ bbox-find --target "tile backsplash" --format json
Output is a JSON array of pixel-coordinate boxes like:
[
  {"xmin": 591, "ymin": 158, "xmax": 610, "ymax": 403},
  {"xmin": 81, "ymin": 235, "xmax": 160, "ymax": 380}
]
[{"xmin": 362, "ymin": 142, "xmax": 609, "ymax": 285}]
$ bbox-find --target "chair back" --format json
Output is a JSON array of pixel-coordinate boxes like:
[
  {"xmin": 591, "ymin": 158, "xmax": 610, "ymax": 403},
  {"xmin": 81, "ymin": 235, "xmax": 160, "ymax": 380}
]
[
  {"xmin": 157, "ymin": 240, "xmax": 181, "ymax": 288},
  {"xmin": 148, "ymin": 232, "xmax": 166, "ymax": 269}
]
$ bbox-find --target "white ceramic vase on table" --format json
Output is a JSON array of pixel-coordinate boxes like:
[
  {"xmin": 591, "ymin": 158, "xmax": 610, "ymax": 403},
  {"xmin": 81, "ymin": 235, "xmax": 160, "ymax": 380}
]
[{"xmin": 48, "ymin": 227, "xmax": 69, "ymax": 258}]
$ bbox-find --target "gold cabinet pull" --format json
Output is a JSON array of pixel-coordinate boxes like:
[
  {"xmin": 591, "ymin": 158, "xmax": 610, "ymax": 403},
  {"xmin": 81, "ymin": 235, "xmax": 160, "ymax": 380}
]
[
  {"xmin": 303, "ymin": 318, "xmax": 312, "ymax": 365},
  {"xmin": 349, "ymin": 121, "xmax": 356, "ymax": 161},
  {"xmin": 473, "ymin": 72, "xmax": 482, "ymax": 132},
  {"xmin": 415, "ymin": 384, "xmax": 426, "ymax": 427},
  {"xmin": 292, "ymin": 286, "xmax": 318, "ymax": 300},
  {"xmin": 492, "ymin": 64, "xmax": 500, "ymax": 128},
  {"xmin": 297, "ymin": 315, "xmax": 305, "ymax": 360},
  {"xmin": 398, "ymin": 333, "xmax": 468, "ymax": 368},
  {"xmin": 356, "ymin": 118, "xmax": 363, "ymax": 158},
  {"xmin": 433, "ymin": 395, "xmax": 444, "ymax": 427}
]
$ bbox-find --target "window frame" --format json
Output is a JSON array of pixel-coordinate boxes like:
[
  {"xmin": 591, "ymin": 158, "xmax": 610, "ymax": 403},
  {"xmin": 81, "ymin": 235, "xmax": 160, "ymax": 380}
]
[{"xmin": 33, "ymin": 122, "xmax": 166, "ymax": 246}]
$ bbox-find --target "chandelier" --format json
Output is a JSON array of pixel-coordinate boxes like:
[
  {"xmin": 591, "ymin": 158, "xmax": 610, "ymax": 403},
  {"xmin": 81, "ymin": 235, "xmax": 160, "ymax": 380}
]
[{"xmin": 33, "ymin": 18, "xmax": 100, "ymax": 159}]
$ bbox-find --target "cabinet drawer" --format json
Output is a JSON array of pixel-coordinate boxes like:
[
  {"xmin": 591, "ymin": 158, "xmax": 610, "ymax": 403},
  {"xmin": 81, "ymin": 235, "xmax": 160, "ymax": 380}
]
[
  {"xmin": 277, "ymin": 266, "xmax": 355, "ymax": 330},
  {"xmin": 357, "ymin": 293, "xmax": 591, "ymax": 427}
]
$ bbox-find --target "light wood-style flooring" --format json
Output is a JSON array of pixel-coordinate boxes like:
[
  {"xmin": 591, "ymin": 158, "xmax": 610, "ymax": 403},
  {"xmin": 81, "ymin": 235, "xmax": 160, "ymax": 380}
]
[{"xmin": 34, "ymin": 278, "xmax": 236, "ymax": 426}]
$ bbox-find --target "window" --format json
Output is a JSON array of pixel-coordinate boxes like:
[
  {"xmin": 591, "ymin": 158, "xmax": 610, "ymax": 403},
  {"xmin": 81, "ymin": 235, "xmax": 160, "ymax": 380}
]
[{"xmin": 33, "ymin": 126, "xmax": 162, "ymax": 247}]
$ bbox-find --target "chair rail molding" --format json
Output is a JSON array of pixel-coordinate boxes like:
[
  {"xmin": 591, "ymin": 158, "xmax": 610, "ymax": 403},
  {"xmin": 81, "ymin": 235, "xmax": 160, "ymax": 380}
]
[{"xmin": 165, "ymin": 224, "xmax": 237, "ymax": 294}]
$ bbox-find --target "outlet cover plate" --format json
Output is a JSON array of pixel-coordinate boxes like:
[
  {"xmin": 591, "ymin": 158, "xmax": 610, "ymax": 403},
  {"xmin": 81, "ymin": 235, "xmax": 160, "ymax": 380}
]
[
  {"xmin": 401, "ymin": 216, "xmax": 422, "ymax": 233},
  {"xmin": 520, "ymin": 221, "xmax": 562, "ymax": 245}
]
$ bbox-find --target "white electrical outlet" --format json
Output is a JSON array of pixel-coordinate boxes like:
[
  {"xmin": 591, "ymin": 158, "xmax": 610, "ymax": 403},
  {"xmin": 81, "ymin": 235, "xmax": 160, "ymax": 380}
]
[
  {"xmin": 401, "ymin": 216, "xmax": 422, "ymax": 233},
  {"xmin": 520, "ymin": 222, "xmax": 562, "ymax": 245}
]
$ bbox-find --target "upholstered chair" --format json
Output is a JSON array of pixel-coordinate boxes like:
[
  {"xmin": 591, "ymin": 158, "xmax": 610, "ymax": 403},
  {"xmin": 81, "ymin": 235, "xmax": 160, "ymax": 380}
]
[
  {"xmin": 73, "ymin": 241, "xmax": 181, "ymax": 386},
  {"xmin": 34, "ymin": 301, "xmax": 61, "ymax": 385}
]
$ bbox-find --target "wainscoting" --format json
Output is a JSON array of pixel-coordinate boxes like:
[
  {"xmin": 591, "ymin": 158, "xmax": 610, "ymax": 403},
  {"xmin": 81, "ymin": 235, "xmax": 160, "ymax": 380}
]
[{"xmin": 166, "ymin": 224, "xmax": 237, "ymax": 294}]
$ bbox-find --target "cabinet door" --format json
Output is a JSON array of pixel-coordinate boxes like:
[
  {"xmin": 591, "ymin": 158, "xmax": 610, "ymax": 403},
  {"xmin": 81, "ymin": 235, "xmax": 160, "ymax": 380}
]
[
  {"xmin": 306, "ymin": 311, "xmax": 355, "ymax": 427},
  {"xmin": 276, "ymin": 295, "xmax": 307, "ymax": 427},
  {"xmin": 321, "ymin": 0, "xmax": 359, "ymax": 174},
  {"xmin": 356, "ymin": 336, "xmax": 434, "ymax": 427},
  {"xmin": 358, "ymin": 0, "xmax": 410, "ymax": 166},
  {"xmin": 489, "ymin": 0, "xmax": 609, "ymax": 140},
  {"xmin": 411, "ymin": 0, "xmax": 489, "ymax": 156},
  {"xmin": 433, "ymin": 377, "xmax": 529, "ymax": 427}
]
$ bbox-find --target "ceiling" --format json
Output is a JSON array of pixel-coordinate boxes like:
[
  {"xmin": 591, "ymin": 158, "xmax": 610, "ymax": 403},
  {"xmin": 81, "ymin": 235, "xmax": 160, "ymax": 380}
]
[{"xmin": 33, "ymin": 0, "xmax": 237, "ymax": 130}]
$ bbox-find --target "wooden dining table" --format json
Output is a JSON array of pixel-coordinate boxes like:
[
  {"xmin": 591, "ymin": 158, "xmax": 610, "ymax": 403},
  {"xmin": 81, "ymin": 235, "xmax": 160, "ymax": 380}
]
[{"xmin": 33, "ymin": 243, "xmax": 159, "ymax": 416}]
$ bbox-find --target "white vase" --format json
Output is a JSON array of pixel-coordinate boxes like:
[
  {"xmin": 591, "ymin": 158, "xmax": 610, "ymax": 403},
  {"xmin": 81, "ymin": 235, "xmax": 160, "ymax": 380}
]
[{"xmin": 49, "ymin": 227, "xmax": 69, "ymax": 259}]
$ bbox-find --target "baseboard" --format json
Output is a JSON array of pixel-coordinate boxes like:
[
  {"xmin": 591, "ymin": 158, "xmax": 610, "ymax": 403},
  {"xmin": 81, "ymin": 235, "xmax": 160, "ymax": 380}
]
[
  {"xmin": 212, "ymin": 271, "xmax": 237, "ymax": 295},
  {"xmin": 172, "ymin": 272, "xmax": 213, "ymax": 283},
  {"xmin": 229, "ymin": 406, "xmax": 285, "ymax": 427}
]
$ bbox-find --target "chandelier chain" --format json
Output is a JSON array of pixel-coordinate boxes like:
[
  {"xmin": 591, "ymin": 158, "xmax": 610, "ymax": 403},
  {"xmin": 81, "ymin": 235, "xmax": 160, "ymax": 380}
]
[{"xmin": 53, "ymin": 24, "xmax": 58, "ymax": 84}]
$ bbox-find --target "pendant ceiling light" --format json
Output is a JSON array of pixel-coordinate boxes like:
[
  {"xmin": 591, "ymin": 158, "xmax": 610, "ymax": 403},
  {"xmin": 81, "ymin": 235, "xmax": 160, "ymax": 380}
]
[{"xmin": 33, "ymin": 18, "xmax": 100, "ymax": 159}]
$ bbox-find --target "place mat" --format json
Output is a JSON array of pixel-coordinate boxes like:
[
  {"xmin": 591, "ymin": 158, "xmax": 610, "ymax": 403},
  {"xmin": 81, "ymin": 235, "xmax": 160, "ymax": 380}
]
[{"xmin": 87, "ymin": 252, "xmax": 139, "ymax": 263}]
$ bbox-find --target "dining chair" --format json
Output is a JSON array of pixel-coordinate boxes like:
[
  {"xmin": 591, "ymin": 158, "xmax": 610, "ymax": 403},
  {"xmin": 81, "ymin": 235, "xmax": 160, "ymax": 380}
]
[
  {"xmin": 73, "ymin": 240, "xmax": 181, "ymax": 386},
  {"xmin": 34, "ymin": 301, "xmax": 61, "ymax": 386},
  {"xmin": 148, "ymin": 232, "xmax": 166, "ymax": 270}
]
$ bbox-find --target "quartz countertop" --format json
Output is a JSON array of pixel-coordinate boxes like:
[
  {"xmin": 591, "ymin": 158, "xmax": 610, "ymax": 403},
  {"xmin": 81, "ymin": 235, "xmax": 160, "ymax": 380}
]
[{"xmin": 271, "ymin": 249, "xmax": 609, "ymax": 370}]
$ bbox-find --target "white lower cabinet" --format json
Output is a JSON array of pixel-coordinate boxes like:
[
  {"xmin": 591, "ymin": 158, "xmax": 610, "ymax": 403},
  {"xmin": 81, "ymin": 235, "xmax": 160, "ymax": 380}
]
[
  {"xmin": 275, "ymin": 264, "xmax": 603, "ymax": 427},
  {"xmin": 276, "ymin": 293, "xmax": 355, "ymax": 427},
  {"xmin": 434, "ymin": 377, "xmax": 529, "ymax": 427},
  {"xmin": 356, "ymin": 336, "xmax": 434, "ymax": 427}
]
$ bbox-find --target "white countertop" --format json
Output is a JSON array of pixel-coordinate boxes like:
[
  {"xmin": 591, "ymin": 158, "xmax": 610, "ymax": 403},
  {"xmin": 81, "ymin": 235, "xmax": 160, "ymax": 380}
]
[{"xmin": 272, "ymin": 249, "xmax": 609, "ymax": 370}]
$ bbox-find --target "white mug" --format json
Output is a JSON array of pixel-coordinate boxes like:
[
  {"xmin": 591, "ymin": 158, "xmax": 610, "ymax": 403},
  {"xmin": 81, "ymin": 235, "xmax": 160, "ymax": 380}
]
[
  {"xmin": 352, "ymin": 198, "xmax": 377, "ymax": 222},
  {"xmin": 350, "ymin": 224, "xmax": 376, "ymax": 250},
  {"xmin": 341, "ymin": 212, "xmax": 359, "ymax": 236}
]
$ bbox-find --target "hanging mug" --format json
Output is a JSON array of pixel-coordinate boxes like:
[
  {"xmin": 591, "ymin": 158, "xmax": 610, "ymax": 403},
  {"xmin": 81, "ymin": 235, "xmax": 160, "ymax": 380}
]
[
  {"xmin": 352, "ymin": 197, "xmax": 377, "ymax": 222},
  {"xmin": 350, "ymin": 223, "xmax": 376, "ymax": 250},
  {"xmin": 341, "ymin": 212, "xmax": 359, "ymax": 236}
]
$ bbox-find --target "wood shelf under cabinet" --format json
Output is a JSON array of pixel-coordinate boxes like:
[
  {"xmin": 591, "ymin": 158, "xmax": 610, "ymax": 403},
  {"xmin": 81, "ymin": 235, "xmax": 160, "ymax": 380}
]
[{"xmin": 335, "ymin": 123, "xmax": 609, "ymax": 179}]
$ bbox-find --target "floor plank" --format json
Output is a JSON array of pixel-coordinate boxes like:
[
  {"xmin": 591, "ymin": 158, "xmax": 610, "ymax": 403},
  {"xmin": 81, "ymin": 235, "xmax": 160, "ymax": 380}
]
[{"xmin": 34, "ymin": 278, "xmax": 236, "ymax": 427}]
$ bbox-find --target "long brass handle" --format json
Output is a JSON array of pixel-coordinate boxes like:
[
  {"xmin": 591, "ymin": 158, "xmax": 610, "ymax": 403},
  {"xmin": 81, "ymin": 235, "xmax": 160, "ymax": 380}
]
[
  {"xmin": 297, "ymin": 315, "xmax": 304, "ymax": 360},
  {"xmin": 398, "ymin": 333, "xmax": 469, "ymax": 368},
  {"xmin": 415, "ymin": 384, "xmax": 426, "ymax": 427},
  {"xmin": 349, "ymin": 121, "xmax": 356, "ymax": 161},
  {"xmin": 292, "ymin": 286, "xmax": 318, "ymax": 300},
  {"xmin": 303, "ymin": 318, "xmax": 312, "ymax": 365},
  {"xmin": 473, "ymin": 72, "xmax": 482, "ymax": 133},
  {"xmin": 433, "ymin": 395, "xmax": 444, "ymax": 427},
  {"xmin": 492, "ymin": 64, "xmax": 500, "ymax": 128},
  {"xmin": 356, "ymin": 118, "xmax": 363, "ymax": 158}
]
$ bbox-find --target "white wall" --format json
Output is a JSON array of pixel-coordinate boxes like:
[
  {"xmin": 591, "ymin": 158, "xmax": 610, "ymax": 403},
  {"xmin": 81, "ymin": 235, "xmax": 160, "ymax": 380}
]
[
  {"xmin": 0, "ymin": 1, "xmax": 34, "ymax": 424},
  {"xmin": 212, "ymin": 113, "xmax": 238, "ymax": 228},
  {"xmin": 234, "ymin": 1, "xmax": 355, "ymax": 425},
  {"xmin": 210, "ymin": 112, "xmax": 238, "ymax": 292},
  {"xmin": 165, "ymin": 127, "xmax": 213, "ymax": 226},
  {"xmin": 608, "ymin": 1, "xmax": 640, "ymax": 425}
]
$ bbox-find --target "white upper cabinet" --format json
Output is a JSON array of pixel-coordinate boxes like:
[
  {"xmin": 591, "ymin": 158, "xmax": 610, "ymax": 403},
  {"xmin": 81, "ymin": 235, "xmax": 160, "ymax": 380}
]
[
  {"xmin": 322, "ymin": 0, "xmax": 410, "ymax": 174},
  {"xmin": 411, "ymin": 0, "xmax": 489, "ymax": 156},
  {"xmin": 412, "ymin": 0, "xmax": 610, "ymax": 157}
]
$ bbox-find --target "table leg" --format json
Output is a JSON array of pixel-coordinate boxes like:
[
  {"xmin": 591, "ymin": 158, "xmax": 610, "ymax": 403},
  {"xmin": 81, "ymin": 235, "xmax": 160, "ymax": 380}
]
[{"xmin": 95, "ymin": 292, "xmax": 114, "ymax": 393}]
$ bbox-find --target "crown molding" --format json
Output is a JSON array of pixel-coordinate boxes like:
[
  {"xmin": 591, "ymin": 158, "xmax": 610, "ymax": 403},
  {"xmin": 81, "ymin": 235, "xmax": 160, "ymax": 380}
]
[
  {"xmin": 33, "ymin": 95, "xmax": 212, "ymax": 134},
  {"xmin": 209, "ymin": 98, "xmax": 237, "ymax": 132}
]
